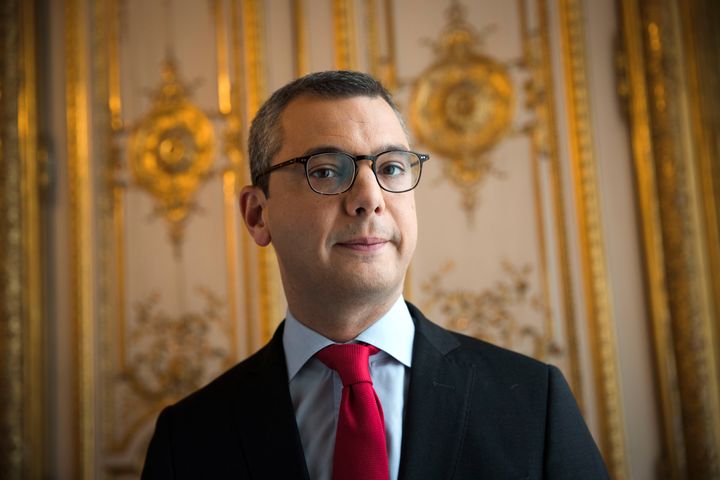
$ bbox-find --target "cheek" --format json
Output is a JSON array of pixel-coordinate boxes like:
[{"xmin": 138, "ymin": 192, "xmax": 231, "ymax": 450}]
[
  {"xmin": 268, "ymin": 198, "xmax": 336, "ymax": 250},
  {"xmin": 394, "ymin": 197, "xmax": 418, "ymax": 247}
]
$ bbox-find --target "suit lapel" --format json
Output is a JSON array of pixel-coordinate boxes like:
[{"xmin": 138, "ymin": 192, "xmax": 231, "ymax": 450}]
[
  {"xmin": 398, "ymin": 304, "xmax": 475, "ymax": 480},
  {"xmin": 230, "ymin": 322, "xmax": 310, "ymax": 480}
]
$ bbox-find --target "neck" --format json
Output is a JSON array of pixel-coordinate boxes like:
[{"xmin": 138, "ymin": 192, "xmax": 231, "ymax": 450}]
[{"xmin": 286, "ymin": 291, "xmax": 402, "ymax": 343}]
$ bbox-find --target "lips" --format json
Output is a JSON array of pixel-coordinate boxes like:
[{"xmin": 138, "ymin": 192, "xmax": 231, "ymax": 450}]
[{"xmin": 335, "ymin": 237, "xmax": 389, "ymax": 252}]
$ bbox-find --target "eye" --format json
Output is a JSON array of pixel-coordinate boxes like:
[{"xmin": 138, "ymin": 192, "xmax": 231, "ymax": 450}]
[
  {"xmin": 308, "ymin": 165, "xmax": 340, "ymax": 179},
  {"xmin": 377, "ymin": 151, "xmax": 413, "ymax": 177},
  {"xmin": 307, "ymin": 153, "xmax": 353, "ymax": 182},
  {"xmin": 378, "ymin": 162, "xmax": 406, "ymax": 176}
]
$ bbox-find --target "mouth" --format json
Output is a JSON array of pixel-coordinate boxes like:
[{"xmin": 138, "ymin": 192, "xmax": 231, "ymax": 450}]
[{"xmin": 335, "ymin": 237, "xmax": 389, "ymax": 252}]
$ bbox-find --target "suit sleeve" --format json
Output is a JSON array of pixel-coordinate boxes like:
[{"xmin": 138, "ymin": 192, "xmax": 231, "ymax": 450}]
[
  {"xmin": 543, "ymin": 365, "xmax": 609, "ymax": 479},
  {"xmin": 141, "ymin": 407, "xmax": 175, "ymax": 479}
]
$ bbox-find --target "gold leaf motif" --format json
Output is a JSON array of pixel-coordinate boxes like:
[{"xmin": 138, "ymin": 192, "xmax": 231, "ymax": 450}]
[
  {"xmin": 409, "ymin": 1, "xmax": 514, "ymax": 216},
  {"xmin": 121, "ymin": 288, "xmax": 229, "ymax": 402},
  {"xmin": 128, "ymin": 57, "xmax": 215, "ymax": 251},
  {"xmin": 422, "ymin": 261, "xmax": 562, "ymax": 361}
]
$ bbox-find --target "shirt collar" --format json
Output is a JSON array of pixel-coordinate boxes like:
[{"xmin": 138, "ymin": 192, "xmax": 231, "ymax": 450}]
[{"xmin": 282, "ymin": 295, "xmax": 415, "ymax": 381}]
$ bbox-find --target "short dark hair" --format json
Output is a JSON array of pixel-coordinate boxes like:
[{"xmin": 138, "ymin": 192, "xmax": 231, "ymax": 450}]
[{"xmin": 248, "ymin": 70, "xmax": 406, "ymax": 193}]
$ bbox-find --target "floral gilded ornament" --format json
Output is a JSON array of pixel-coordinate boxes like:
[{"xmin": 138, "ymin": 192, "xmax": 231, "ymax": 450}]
[
  {"xmin": 121, "ymin": 288, "xmax": 229, "ymax": 402},
  {"xmin": 422, "ymin": 261, "xmax": 562, "ymax": 361},
  {"xmin": 409, "ymin": 1, "xmax": 514, "ymax": 217},
  {"xmin": 129, "ymin": 57, "xmax": 215, "ymax": 252}
]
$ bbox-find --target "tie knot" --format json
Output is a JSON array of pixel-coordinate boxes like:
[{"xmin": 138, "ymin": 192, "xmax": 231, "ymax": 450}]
[{"xmin": 316, "ymin": 343, "xmax": 379, "ymax": 386}]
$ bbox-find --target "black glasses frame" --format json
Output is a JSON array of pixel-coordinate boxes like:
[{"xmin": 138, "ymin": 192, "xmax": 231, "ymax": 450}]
[{"xmin": 254, "ymin": 150, "xmax": 430, "ymax": 195}]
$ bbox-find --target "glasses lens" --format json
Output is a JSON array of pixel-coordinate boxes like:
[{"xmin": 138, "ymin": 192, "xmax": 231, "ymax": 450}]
[
  {"xmin": 375, "ymin": 151, "xmax": 421, "ymax": 192},
  {"xmin": 306, "ymin": 153, "xmax": 355, "ymax": 194}
]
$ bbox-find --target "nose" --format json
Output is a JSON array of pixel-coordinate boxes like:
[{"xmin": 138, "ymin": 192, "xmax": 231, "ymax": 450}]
[{"xmin": 343, "ymin": 161, "xmax": 385, "ymax": 216}]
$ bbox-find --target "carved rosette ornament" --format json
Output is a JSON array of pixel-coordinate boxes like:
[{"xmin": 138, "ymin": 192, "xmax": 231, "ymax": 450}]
[
  {"xmin": 409, "ymin": 1, "xmax": 514, "ymax": 216},
  {"xmin": 129, "ymin": 57, "xmax": 215, "ymax": 251}
]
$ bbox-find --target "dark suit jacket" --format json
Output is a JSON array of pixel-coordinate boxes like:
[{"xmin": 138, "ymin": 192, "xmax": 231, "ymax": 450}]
[{"xmin": 142, "ymin": 302, "xmax": 608, "ymax": 479}]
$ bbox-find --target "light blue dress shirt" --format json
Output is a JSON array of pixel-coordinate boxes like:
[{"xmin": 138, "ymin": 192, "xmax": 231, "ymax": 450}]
[{"xmin": 283, "ymin": 296, "xmax": 415, "ymax": 480}]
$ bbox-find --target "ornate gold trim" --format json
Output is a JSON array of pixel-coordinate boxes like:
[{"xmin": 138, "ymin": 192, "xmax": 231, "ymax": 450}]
[
  {"xmin": 529, "ymin": 132, "xmax": 553, "ymax": 341},
  {"xmin": 128, "ymin": 58, "xmax": 216, "ymax": 251},
  {"xmin": 558, "ymin": 0, "xmax": 628, "ymax": 476},
  {"xmin": 649, "ymin": 0, "xmax": 720, "ymax": 466},
  {"xmin": 241, "ymin": 0, "xmax": 281, "ymax": 344},
  {"xmin": 226, "ymin": 0, "xmax": 256, "ymax": 354},
  {"xmin": 619, "ymin": 1, "xmax": 683, "ymax": 476},
  {"xmin": 621, "ymin": 0, "xmax": 720, "ymax": 477},
  {"xmin": 223, "ymin": 169, "xmax": 240, "ymax": 359},
  {"xmin": 0, "ymin": 1, "xmax": 22, "ymax": 474},
  {"xmin": 382, "ymin": 0, "xmax": 398, "ymax": 90},
  {"xmin": 106, "ymin": 0, "xmax": 122, "ymax": 130},
  {"xmin": 516, "ymin": 0, "xmax": 551, "ymax": 344},
  {"xmin": 366, "ymin": 0, "xmax": 380, "ymax": 78},
  {"xmin": 291, "ymin": 0, "xmax": 308, "ymax": 78},
  {"xmin": 678, "ymin": 0, "xmax": 720, "ymax": 382},
  {"xmin": 365, "ymin": 0, "xmax": 399, "ymax": 89},
  {"xmin": 113, "ymin": 173, "xmax": 126, "ymax": 371},
  {"xmin": 1, "ymin": 0, "xmax": 45, "ymax": 476},
  {"xmin": 66, "ymin": 0, "xmax": 96, "ymax": 477},
  {"xmin": 242, "ymin": 0, "xmax": 266, "ymax": 122},
  {"xmin": 214, "ymin": 0, "xmax": 232, "ymax": 115},
  {"xmin": 333, "ymin": 0, "xmax": 357, "ymax": 70},
  {"xmin": 19, "ymin": 0, "xmax": 44, "ymax": 476},
  {"xmin": 535, "ymin": 0, "xmax": 582, "ymax": 406},
  {"xmin": 409, "ymin": 2, "xmax": 515, "ymax": 217}
]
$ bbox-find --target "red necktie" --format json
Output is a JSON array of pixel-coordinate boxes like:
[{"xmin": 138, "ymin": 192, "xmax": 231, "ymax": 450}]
[{"xmin": 316, "ymin": 343, "xmax": 389, "ymax": 480}]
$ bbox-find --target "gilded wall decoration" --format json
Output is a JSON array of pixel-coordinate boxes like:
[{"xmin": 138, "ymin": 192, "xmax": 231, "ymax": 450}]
[
  {"xmin": 621, "ymin": 0, "xmax": 720, "ymax": 476},
  {"xmin": 409, "ymin": 1, "xmax": 514, "ymax": 216},
  {"xmin": 0, "ymin": 0, "xmax": 45, "ymax": 476},
  {"xmin": 111, "ymin": 287, "xmax": 230, "ymax": 452},
  {"xmin": 128, "ymin": 57, "xmax": 215, "ymax": 253},
  {"xmin": 49, "ymin": 0, "xmax": 631, "ymax": 478},
  {"xmin": 422, "ymin": 261, "xmax": 562, "ymax": 361},
  {"xmin": 121, "ymin": 288, "xmax": 229, "ymax": 401}
]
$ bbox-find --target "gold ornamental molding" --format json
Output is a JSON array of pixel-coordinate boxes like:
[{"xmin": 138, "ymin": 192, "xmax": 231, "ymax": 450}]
[
  {"xmin": 223, "ymin": 0, "xmax": 255, "ymax": 352},
  {"xmin": 60, "ymin": 0, "xmax": 281, "ymax": 475},
  {"xmin": 519, "ymin": 0, "xmax": 582, "ymax": 408},
  {"xmin": 558, "ymin": 0, "xmax": 628, "ymax": 477},
  {"xmin": 678, "ymin": 0, "xmax": 720, "ymax": 329},
  {"xmin": 241, "ymin": 0, "xmax": 283, "ymax": 345},
  {"xmin": 620, "ymin": 0, "xmax": 720, "ymax": 478},
  {"xmin": 0, "ymin": 0, "xmax": 45, "ymax": 477},
  {"xmin": 409, "ymin": 1, "xmax": 514, "ymax": 216},
  {"xmin": 365, "ymin": 0, "xmax": 398, "ymax": 91},
  {"xmin": 213, "ymin": 0, "xmax": 232, "ymax": 116},
  {"xmin": 128, "ymin": 58, "xmax": 215, "ymax": 253},
  {"xmin": 291, "ymin": 0, "xmax": 308, "ymax": 77},
  {"xmin": 66, "ymin": 0, "xmax": 96, "ymax": 477},
  {"xmin": 333, "ymin": 0, "xmax": 358, "ymax": 70}
]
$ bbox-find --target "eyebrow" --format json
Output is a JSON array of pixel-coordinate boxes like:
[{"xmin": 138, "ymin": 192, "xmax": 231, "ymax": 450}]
[{"xmin": 300, "ymin": 144, "xmax": 410, "ymax": 157}]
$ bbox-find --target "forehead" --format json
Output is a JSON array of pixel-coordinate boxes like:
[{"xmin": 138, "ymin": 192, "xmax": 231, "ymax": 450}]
[{"xmin": 276, "ymin": 95, "xmax": 408, "ymax": 159}]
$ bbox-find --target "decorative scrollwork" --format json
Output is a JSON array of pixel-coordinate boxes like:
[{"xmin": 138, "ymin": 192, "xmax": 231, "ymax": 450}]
[
  {"xmin": 409, "ymin": 0, "xmax": 514, "ymax": 217},
  {"xmin": 421, "ymin": 261, "xmax": 562, "ymax": 361},
  {"xmin": 128, "ymin": 57, "xmax": 215, "ymax": 252},
  {"xmin": 121, "ymin": 288, "xmax": 229, "ymax": 401}
]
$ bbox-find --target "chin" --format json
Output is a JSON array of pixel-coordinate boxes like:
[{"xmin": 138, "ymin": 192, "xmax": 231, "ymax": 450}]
[{"xmin": 335, "ymin": 271, "xmax": 402, "ymax": 298}]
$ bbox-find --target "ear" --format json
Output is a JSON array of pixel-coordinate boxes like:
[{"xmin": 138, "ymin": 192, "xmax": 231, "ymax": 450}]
[{"xmin": 240, "ymin": 185, "xmax": 271, "ymax": 246}]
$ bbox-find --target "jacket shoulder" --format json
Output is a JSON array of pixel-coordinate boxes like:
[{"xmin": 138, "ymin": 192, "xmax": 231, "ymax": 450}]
[{"xmin": 170, "ymin": 330, "xmax": 286, "ymax": 416}]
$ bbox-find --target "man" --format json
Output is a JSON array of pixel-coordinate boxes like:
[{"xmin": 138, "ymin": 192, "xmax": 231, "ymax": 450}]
[{"xmin": 142, "ymin": 71, "xmax": 608, "ymax": 479}]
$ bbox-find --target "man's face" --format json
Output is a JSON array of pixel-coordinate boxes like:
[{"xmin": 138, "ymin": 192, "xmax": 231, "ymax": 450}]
[{"xmin": 252, "ymin": 95, "xmax": 417, "ymax": 305}]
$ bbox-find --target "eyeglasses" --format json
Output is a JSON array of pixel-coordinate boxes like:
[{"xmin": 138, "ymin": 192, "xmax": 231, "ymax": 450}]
[{"xmin": 254, "ymin": 150, "xmax": 430, "ymax": 195}]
